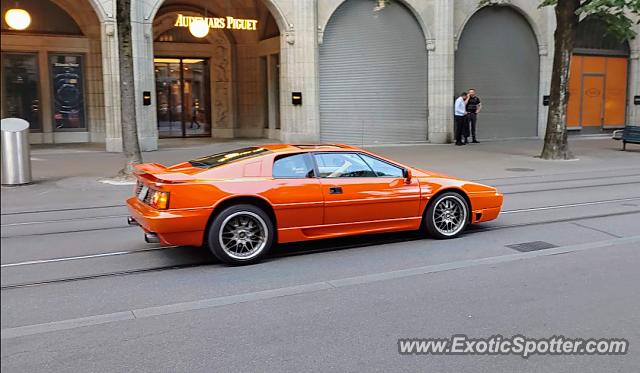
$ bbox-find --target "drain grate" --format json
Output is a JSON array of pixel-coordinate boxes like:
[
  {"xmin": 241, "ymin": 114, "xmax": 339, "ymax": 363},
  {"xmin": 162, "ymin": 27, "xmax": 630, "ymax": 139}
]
[{"xmin": 506, "ymin": 241, "xmax": 558, "ymax": 252}]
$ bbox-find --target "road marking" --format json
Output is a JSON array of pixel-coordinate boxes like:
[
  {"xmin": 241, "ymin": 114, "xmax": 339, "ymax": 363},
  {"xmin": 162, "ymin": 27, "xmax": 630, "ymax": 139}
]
[
  {"xmin": 2, "ymin": 235, "xmax": 638, "ymax": 340},
  {"xmin": 501, "ymin": 197, "xmax": 640, "ymax": 214},
  {"xmin": 1, "ymin": 312, "xmax": 134, "ymax": 340},
  {"xmin": 0, "ymin": 246, "xmax": 178, "ymax": 268},
  {"xmin": 132, "ymin": 282, "xmax": 332, "ymax": 319}
]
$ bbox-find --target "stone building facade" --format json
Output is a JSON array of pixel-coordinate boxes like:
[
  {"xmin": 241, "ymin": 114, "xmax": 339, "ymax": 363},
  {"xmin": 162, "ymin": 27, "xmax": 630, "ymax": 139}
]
[{"xmin": 1, "ymin": 0, "xmax": 638, "ymax": 152}]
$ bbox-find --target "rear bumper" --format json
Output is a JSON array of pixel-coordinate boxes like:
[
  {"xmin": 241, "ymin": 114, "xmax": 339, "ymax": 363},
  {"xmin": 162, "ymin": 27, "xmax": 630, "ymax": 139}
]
[{"xmin": 126, "ymin": 197, "xmax": 212, "ymax": 246}]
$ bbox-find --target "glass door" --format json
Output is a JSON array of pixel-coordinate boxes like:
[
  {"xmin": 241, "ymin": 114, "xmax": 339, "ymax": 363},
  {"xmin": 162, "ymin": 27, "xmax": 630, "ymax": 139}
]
[
  {"xmin": 155, "ymin": 58, "xmax": 183, "ymax": 138},
  {"xmin": 154, "ymin": 58, "xmax": 210, "ymax": 138},
  {"xmin": 182, "ymin": 59, "xmax": 210, "ymax": 137},
  {"xmin": 1, "ymin": 53, "xmax": 41, "ymax": 131}
]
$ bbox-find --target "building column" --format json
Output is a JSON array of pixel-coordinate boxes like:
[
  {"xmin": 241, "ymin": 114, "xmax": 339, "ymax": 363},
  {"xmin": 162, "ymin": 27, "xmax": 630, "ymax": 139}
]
[
  {"xmin": 537, "ymin": 46, "xmax": 552, "ymax": 137},
  {"xmin": 538, "ymin": 6, "xmax": 555, "ymax": 138},
  {"xmin": 627, "ymin": 48, "xmax": 639, "ymax": 127},
  {"xmin": 103, "ymin": 20, "xmax": 123, "ymax": 152},
  {"xmin": 266, "ymin": 54, "xmax": 280, "ymax": 138},
  {"xmin": 428, "ymin": 0, "xmax": 455, "ymax": 143},
  {"xmin": 279, "ymin": 0, "xmax": 320, "ymax": 143},
  {"xmin": 131, "ymin": 2, "xmax": 158, "ymax": 151}
]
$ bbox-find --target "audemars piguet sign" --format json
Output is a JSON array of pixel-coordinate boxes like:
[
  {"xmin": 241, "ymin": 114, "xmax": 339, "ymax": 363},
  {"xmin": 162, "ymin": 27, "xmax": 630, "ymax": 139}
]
[{"xmin": 175, "ymin": 14, "xmax": 258, "ymax": 31}]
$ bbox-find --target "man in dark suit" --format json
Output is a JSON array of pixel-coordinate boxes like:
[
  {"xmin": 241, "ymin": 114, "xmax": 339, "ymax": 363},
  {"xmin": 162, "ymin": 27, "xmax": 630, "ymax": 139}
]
[{"xmin": 465, "ymin": 89, "xmax": 482, "ymax": 143}]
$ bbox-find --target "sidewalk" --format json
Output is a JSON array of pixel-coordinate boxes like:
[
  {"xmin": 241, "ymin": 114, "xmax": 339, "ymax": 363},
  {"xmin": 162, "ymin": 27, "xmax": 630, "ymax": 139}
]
[{"xmin": 2, "ymin": 136, "xmax": 638, "ymax": 213}]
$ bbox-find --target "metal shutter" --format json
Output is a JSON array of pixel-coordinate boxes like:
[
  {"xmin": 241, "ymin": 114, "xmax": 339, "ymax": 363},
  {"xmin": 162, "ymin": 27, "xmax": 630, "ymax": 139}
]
[
  {"xmin": 455, "ymin": 6, "xmax": 539, "ymax": 139},
  {"xmin": 320, "ymin": 0, "xmax": 428, "ymax": 145}
]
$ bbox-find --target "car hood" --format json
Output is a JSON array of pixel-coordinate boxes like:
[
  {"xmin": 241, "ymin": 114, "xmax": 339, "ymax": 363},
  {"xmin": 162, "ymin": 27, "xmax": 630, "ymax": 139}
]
[{"xmin": 414, "ymin": 168, "xmax": 462, "ymax": 180}]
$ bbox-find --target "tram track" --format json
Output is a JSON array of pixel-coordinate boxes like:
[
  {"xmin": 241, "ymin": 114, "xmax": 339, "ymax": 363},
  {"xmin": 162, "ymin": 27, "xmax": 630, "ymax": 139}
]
[
  {"xmin": 0, "ymin": 204, "xmax": 125, "ymax": 216},
  {"xmin": 2, "ymin": 168, "xmax": 638, "ymax": 218},
  {"xmin": 2, "ymin": 180, "xmax": 638, "ymax": 233},
  {"xmin": 2, "ymin": 203, "xmax": 639, "ymax": 291}
]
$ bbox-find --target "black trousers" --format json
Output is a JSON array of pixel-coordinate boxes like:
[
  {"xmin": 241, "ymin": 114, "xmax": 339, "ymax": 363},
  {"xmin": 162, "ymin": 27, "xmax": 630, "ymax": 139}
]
[
  {"xmin": 454, "ymin": 115, "xmax": 466, "ymax": 144},
  {"xmin": 466, "ymin": 113, "xmax": 477, "ymax": 141}
]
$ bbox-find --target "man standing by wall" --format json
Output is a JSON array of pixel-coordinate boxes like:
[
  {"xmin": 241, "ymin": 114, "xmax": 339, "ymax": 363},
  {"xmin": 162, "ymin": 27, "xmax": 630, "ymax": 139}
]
[
  {"xmin": 454, "ymin": 91, "xmax": 469, "ymax": 146},
  {"xmin": 466, "ymin": 89, "xmax": 482, "ymax": 143}
]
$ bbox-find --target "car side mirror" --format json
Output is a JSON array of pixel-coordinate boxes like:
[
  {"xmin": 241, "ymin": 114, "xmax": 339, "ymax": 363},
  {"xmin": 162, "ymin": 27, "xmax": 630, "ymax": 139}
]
[{"xmin": 403, "ymin": 168, "xmax": 412, "ymax": 183}]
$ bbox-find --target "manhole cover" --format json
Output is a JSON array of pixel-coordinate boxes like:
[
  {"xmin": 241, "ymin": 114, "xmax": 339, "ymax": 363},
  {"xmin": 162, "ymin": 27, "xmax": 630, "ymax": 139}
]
[
  {"xmin": 506, "ymin": 241, "xmax": 558, "ymax": 252},
  {"xmin": 505, "ymin": 168, "xmax": 536, "ymax": 172}
]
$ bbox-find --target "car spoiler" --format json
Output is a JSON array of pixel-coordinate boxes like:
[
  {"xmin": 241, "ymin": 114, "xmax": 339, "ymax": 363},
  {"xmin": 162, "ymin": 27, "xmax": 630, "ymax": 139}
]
[{"xmin": 134, "ymin": 163, "xmax": 194, "ymax": 183}]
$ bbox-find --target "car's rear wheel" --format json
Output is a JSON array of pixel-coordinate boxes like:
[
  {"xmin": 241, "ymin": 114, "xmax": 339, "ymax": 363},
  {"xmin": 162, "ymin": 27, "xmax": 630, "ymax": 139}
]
[
  {"xmin": 424, "ymin": 192, "xmax": 469, "ymax": 239},
  {"xmin": 207, "ymin": 204, "xmax": 274, "ymax": 265}
]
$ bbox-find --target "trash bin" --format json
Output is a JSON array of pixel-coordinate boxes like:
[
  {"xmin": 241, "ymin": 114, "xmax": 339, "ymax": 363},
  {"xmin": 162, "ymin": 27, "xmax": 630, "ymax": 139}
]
[{"xmin": 1, "ymin": 118, "xmax": 32, "ymax": 185}]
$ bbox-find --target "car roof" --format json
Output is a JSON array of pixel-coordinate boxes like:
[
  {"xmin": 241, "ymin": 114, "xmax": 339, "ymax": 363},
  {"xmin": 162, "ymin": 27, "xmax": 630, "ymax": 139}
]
[{"xmin": 258, "ymin": 144, "xmax": 361, "ymax": 153}]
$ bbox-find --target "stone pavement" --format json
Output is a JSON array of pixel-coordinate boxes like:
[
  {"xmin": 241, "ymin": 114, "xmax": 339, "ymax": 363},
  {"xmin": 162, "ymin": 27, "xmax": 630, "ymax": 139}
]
[{"xmin": 1, "ymin": 135, "xmax": 638, "ymax": 214}]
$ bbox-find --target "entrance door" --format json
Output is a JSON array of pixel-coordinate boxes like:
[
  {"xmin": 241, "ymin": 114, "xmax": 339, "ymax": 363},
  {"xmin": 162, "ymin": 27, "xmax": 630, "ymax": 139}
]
[
  {"xmin": 567, "ymin": 55, "xmax": 628, "ymax": 129},
  {"xmin": 581, "ymin": 75, "xmax": 605, "ymax": 126},
  {"xmin": 154, "ymin": 58, "xmax": 210, "ymax": 138},
  {"xmin": 1, "ymin": 53, "xmax": 41, "ymax": 131}
]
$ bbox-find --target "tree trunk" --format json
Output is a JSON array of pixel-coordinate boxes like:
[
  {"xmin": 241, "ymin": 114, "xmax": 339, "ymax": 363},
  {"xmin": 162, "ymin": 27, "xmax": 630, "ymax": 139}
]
[
  {"xmin": 540, "ymin": 0, "xmax": 580, "ymax": 160},
  {"xmin": 116, "ymin": 0, "xmax": 142, "ymax": 176}
]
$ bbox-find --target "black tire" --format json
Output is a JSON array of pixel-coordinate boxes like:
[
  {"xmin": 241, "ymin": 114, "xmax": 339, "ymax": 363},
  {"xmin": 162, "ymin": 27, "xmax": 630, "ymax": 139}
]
[
  {"xmin": 207, "ymin": 204, "xmax": 274, "ymax": 265},
  {"xmin": 423, "ymin": 192, "xmax": 469, "ymax": 239}
]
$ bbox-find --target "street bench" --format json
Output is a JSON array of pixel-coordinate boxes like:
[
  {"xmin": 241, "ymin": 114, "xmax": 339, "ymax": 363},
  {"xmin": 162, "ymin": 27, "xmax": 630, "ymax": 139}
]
[{"xmin": 613, "ymin": 126, "xmax": 640, "ymax": 151}]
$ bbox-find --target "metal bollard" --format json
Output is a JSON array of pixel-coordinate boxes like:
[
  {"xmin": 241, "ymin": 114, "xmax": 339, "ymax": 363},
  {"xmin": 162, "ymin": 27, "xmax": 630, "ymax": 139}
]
[{"xmin": 1, "ymin": 118, "xmax": 32, "ymax": 185}]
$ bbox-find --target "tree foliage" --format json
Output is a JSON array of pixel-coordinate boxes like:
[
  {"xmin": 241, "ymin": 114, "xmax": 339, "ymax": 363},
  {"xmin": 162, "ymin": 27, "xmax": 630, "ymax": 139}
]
[{"xmin": 539, "ymin": 0, "xmax": 640, "ymax": 40}]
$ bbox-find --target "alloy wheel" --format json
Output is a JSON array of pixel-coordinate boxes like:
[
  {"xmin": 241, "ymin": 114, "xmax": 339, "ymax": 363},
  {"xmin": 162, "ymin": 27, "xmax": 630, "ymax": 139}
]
[
  {"xmin": 218, "ymin": 211, "xmax": 269, "ymax": 260},
  {"xmin": 432, "ymin": 195, "xmax": 467, "ymax": 237}
]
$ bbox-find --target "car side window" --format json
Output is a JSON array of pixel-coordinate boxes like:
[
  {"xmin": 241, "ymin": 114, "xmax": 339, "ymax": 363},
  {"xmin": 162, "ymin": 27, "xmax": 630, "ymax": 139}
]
[
  {"xmin": 273, "ymin": 153, "xmax": 315, "ymax": 178},
  {"xmin": 358, "ymin": 154, "xmax": 404, "ymax": 178},
  {"xmin": 313, "ymin": 153, "xmax": 377, "ymax": 178}
]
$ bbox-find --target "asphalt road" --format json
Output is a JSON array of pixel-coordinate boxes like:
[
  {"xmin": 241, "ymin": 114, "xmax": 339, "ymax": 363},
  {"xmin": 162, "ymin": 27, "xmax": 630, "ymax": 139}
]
[{"xmin": 2, "ymin": 163, "xmax": 639, "ymax": 372}]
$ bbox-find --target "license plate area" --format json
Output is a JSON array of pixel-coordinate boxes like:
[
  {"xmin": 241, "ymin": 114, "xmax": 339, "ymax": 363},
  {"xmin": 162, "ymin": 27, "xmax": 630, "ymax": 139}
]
[{"xmin": 137, "ymin": 185, "xmax": 149, "ymax": 201}]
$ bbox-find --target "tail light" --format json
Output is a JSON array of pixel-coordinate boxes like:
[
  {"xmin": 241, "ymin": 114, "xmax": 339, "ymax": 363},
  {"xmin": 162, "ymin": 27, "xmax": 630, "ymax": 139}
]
[{"xmin": 150, "ymin": 190, "xmax": 170, "ymax": 210}]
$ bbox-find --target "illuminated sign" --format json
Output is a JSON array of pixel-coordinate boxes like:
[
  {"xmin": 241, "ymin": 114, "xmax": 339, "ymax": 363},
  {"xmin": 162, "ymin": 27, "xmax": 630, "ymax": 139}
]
[{"xmin": 174, "ymin": 14, "xmax": 258, "ymax": 31}]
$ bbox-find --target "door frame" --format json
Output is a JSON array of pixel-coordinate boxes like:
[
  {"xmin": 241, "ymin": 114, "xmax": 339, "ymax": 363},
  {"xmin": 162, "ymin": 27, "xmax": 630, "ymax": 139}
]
[
  {"xmin": 1, "ymin": 52, "xmax": 42, "ymax": 132},
  {"xmin": 570, "ymin": 53, "xmax": 630, "ymax": 130},
  {"xmin": 153, "ymin": 56, "xmax": 211, "ymax": 138}
]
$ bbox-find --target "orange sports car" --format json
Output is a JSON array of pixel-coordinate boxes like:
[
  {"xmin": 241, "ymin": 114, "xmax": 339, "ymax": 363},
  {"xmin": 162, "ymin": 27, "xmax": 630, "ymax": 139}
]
[{"xmin": 127, "ymin": 144, "xmax": 503, "ymax": 265}]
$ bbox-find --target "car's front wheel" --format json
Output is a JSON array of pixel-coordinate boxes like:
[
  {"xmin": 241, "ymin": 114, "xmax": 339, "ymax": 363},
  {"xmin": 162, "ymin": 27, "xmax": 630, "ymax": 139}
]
[
  {"xmin": 424, "ymin": 192, "xmax": 469, "ymax": 239},
  {"xmin": 207, "ymin": 204, "xmax": 274, "ymax": 265}
]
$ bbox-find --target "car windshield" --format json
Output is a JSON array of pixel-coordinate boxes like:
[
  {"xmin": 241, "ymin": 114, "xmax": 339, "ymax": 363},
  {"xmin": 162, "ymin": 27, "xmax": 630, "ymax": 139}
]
[{"xmin": 189, "ymin": 147, "xmax": 271, "ymax": 168}]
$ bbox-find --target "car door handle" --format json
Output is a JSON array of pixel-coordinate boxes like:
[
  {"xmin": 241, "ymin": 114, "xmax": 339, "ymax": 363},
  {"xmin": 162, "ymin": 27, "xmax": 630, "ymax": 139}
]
[{"xmin": 329, "ymin": 186, "xmax": 343, "ymax": 194}]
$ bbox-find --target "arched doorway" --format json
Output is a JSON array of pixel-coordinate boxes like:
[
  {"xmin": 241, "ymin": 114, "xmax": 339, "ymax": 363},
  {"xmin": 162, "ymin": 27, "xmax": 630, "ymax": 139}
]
[
  {"xmin": 1, "ymin": 0, "xmax": 104, "ymax": 144},
  {"xmin": 319, "ymin": 0, "xmax": 428, "ymax": 145},
  {"xmin": 567, "ymin": 16, "xmax": 630, "ymax": 131},
  {"xmin": 152, "ymin": 0, "xmax": 281, "ymax": 139},
  {"xmin": 455, "ymin": 6, "xmax": 539, "ymax": 139}
]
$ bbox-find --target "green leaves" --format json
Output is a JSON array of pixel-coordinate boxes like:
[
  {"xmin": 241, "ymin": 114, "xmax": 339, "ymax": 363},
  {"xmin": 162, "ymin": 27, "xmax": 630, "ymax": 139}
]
[
  {"xmin": 538, "ymin": 0, "xmax": 559, "ymax": 8},
  {"xmin": 538, "ymin": 0, "xmax": 639, "ymax": 40}
]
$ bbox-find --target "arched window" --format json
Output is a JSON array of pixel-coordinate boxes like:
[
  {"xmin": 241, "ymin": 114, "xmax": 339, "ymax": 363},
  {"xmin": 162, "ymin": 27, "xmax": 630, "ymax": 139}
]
[{"xmin": 575, "ymin": 16, "xmax": 630, "ymax": 56}]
